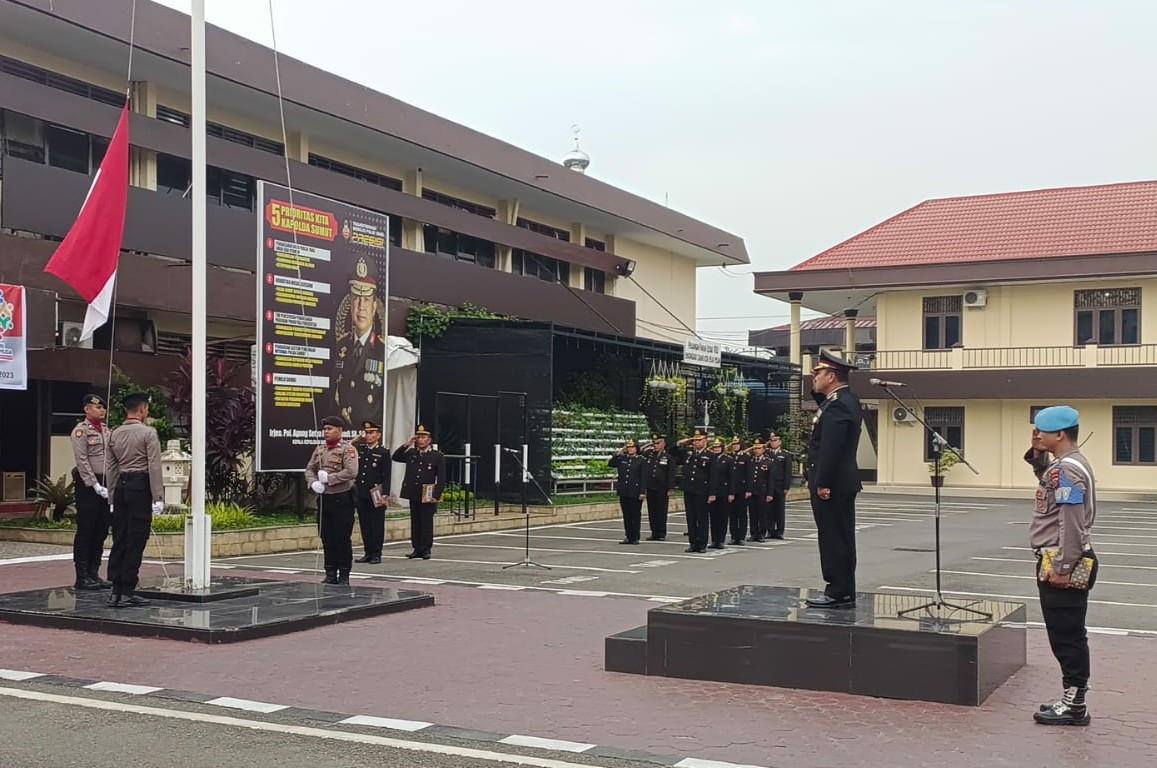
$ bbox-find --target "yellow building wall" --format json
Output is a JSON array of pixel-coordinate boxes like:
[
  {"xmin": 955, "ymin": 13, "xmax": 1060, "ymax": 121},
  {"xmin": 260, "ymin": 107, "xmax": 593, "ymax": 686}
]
[
  {"xmin": 876, "ymin": 278, "xmax": 1157, "ymax": 352},
  {"xmin": 609, "ymin": 238, "xmax": 696, "ymax": 344},
  {"xmin": 0, "ymin": 37, "xmax": 126, "ymax": 93},
  {"xmin": 875, "ymin": 397, "xmax": 1157, "ymax": 492}
]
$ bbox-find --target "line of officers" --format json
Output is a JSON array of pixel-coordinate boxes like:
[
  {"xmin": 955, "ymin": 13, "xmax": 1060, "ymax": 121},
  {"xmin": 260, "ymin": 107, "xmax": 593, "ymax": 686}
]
[{"xmin": 608, "ymin": 431, "xmax": 793, "ymax": 553}]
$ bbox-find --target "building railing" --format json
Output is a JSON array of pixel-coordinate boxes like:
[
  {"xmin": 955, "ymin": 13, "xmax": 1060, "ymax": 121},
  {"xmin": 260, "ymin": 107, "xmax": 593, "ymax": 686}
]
[{"xmin": 854, "ymin": 344, "xmax": 1157, "ymax": 371}]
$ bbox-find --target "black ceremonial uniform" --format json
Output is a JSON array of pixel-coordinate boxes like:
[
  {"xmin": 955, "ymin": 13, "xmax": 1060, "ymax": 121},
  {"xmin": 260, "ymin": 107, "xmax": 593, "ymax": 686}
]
[
  {"xmin": 354, "ymin": 441, "xmax": 391, "ymax": 563},
  {"xmin": 674, "ymin": 443, "xmax": 713, "ymax": 553},
  {"xmin": 728, "ymin": 450, "xmax": 751, "ymax": 545},
  {"xmin": 333, "ymin": 330, "xmax": 386, "ymax": 431},
  {"xmin": 392, "ymin": 443, "xmax": 446, "ymax": 559},
  {"xmin": 709, "ymin": 452, "xmax": 732, "ymax": 548},
  {"xmin": 747, "ymin": 453, "xmax": 773, "ymax": 541},
  {"xmin": 609, "ymin": 451, "xmax": 647, "ymax": 544},
  {"xmin": 643, "ymin": 443, "xmax": 677, "ymax": 540},
  {"xmin": 807, "ymin": 385, "xmax": 863, "ymax": 600},
  {"xmin": 768, "ymin": 448, "xmax": 793, "ymax": 539}
]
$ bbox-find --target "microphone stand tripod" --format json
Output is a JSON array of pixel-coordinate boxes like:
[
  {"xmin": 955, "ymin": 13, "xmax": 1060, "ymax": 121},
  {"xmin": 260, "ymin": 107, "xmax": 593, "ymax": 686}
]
[
  {"xmin": 501, "ymin": 446, "xmax": 551, "ymax": 571},
  {"xmin": 874, "ymin": 384, "xmax": 991, "ymax": 622}
]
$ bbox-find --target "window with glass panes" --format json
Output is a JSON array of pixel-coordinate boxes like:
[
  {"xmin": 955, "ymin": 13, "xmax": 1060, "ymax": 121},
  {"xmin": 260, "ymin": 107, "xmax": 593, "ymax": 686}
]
[
  {"xmin": 1113, "ymin": 406, "xmax": 1157, "ymax": 465},
  {"xmin": 924, "ymin": 406, "xmax": 964, "ymax": 461},
  {"xmin": 1074, "ymin": 288, "xmax": 1140, "ymax": 346},
  {"xmin": 923, "ymin": 296, "xmax": 962, "ymax": 350}
]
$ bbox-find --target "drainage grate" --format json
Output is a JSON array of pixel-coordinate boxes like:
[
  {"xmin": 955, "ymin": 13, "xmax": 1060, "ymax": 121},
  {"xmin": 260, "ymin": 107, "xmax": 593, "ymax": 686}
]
[{"xmin": 892, "ymin": 547, "xmax": 935, "ymax": 552}]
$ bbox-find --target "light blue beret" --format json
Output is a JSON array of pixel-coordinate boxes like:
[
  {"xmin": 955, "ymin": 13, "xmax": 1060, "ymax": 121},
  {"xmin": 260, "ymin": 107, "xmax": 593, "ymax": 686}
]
[{"xmin": 1034, "ymin": 405, "xmax": 1079, "ymax": 432}]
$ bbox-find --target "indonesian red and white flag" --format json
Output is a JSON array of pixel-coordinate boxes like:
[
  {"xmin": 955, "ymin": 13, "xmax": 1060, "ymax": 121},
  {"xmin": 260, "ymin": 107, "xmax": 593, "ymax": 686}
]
[{"xmin": 44, "ymin": 101, "xmax": 131, "ymax": 341}]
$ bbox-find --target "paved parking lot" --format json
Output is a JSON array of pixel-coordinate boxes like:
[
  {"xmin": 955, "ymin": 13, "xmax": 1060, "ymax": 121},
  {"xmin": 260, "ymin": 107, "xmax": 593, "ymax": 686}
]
[{"xmin": 216, "ymin": 492, "xmax": 1157, "ymax": 632}]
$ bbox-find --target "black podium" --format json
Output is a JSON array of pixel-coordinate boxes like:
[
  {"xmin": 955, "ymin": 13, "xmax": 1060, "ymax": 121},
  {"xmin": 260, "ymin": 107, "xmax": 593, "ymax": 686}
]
[{"xmin": 606, "ymin": 585, "xmax": 1025, "ymax": 706}]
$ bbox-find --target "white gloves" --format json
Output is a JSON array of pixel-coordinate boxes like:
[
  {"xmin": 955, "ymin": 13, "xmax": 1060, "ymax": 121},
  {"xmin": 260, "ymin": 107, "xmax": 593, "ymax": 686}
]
[
  {"xmin": 151, "ymin": 501, "xmax": 165, "ymax": 515},
  {"xmin": 317, "ymin": 470, "xmax": 330, "ymax": 484},
  {"xmin": 311, "ymin": 481, "xmax": 326, "ymax": 494},
  {"xmin": 93, "ymin": 483, "xmax": 108, "ymax": 499}
]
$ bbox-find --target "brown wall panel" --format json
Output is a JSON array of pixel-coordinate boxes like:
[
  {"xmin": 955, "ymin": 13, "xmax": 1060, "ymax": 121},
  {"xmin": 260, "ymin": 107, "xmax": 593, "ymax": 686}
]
[
  {"xmin": 848, "ymin": 368, "xmax": 1152, "ymax": 400},
  {"xmin": 0, "ymin": 74, "xmax": 628, "ymax": 274}
]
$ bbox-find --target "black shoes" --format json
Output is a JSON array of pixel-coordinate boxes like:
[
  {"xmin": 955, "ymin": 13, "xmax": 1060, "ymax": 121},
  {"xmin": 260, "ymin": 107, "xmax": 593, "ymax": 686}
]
[
  {"xmin": 368, "ymin": 557, "xmax": 382, "ymax": 565},
  {"xmin": 805, "ymin": 594, "xmax": 856, "ymax": 609},
  {"xmin": 769, "ymin": 534, "xmax": 785, "ymax": 540},
  {"xmin": 405, "ymin": 551, "xmax": 419, "ymax": 559},
  {"xmin": 1034, "ymin": 687, "xmax": 1090, "ymax": 725},
  {"xmin": 619, "ymin": 538, "xmax": 640, "ymax": 545},
  {"xmin": 321, "ymin": 569, "xmax": 339, "ymax": 584},
  {"xmin": 709, "ymin": 542, "xmax": 725, "ymax": 550},
  {"xmin": 107, "ymin": 591, "xmax": 122, "ymax": 608},
  {"xmin": 730, "ymin": 539, "xmax": 745, "ymax": 546},
  {"xmin": 354, "ymin": 554, "xmax": 373, "ymax": 563},
  {"xmin": 645, "ymin": 535, "xmax": 666, "ymax": 541},
  {"xmin": 421, "ymin": 552, "xmax": 432, "ymax": 560},
  {"xmin": 684, "ymin": 546, "xmax": 707, "ymax": 553},
  {"xmin": 107, "ymin": 592, "xmax": 150, "ymax": 608},
  {"xmin": 336, "ymin": 570, "xmax": 350, "ymax": 585}
]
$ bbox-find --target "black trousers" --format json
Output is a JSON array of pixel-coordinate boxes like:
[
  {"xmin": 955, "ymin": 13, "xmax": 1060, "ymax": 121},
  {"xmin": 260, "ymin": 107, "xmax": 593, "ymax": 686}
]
[
  {"xmin": 319, "ymin": 491, "xmax": 355, "ymax": 571},
  {"xmin": 107, "ymin": 473, "xmax": 151, "ymax": 593},
  {"xmin": 73, "ymin": 475, "xmax": 111, "ymax": 570},
  {"xmin": 810, "ymin": 489, "xmax": 857, "ymax": 598},
  {"xmin": 645, "ymin": 488, "xmax": 669, "ymax": 538},
  {"xmin": 728, "ymin": 495, "xmax": 749, "ymax": 542},
  {"xmin": 709, "ymin": 497, "xmax": 729, "ymax": 545},
  {"xmin": 1037, "ymin": 551, "xmax": 1098, "ymax": 690},
  {"xmin": 769, "ymin": 489, "xmax": 787, "ymax": 537},
  {"xmin": 356, "ymin": 494, "xmax": 385, "ymax": 558},
  {"xmin": 409, "ymin": 500, "xmax": 437, "ymax": 555},
  {"xmin": 683, "ymin": 492, "xmax": 709, "ymax": 550},
  {"xmin": 748, "ymin": 493, "xmax": 769, "ymax": 539},
  {"xmin": 618, "ymin": 496, "xmax": 643, "ymax": 542}
]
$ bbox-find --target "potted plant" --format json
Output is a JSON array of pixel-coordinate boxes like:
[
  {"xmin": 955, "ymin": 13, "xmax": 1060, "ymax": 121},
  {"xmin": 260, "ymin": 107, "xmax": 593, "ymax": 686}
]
[
  {"xmin": 926, "ymin": 450, "xmax": 961, "ymax": 487},
  {"xmin": 33, "ymin": 473, "xmax": 76, "ymax": 522}
]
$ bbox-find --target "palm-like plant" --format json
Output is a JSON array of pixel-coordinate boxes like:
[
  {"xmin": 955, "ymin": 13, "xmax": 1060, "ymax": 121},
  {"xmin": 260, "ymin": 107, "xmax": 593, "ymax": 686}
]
[{"xmin": 33, "ymin": 473, "xmax": 75, "ymax": 521}]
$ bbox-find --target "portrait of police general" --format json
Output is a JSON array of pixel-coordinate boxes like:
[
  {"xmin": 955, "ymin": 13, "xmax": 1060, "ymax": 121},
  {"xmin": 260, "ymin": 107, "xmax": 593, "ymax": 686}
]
[{"xmin": 332, "ymin": 256, "xmax": 386, "ymax": 429}]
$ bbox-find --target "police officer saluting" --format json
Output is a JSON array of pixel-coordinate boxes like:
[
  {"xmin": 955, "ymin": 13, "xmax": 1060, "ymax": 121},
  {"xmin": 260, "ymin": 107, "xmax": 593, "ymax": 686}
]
[
  {"xmin": 609, "ymin": 439, "xmax": 647, "ymax": 545},
  {"xmin": 306, "ymin": 416, "xmax": 359, "ymax": 585},
  {"xmin": 105, "ymin": 392, "xmax": 164, "ymax": 608},
  {"xmin": 672, "ymin": 430, "xmax": 712, "ymax": 553},
  {"xmin": 70, "ymin": 394, "xmax": 112, "ymax": 590},
  {"xmin": 804, "ymin": 349, "xmax": 863, "ymax": 609},
  {"xmin": 642, "ymin": 433, "xmax": 677, "ymax": 541},
  {"xmin": 353, "ymin": 420, "xmax": 391, "ymax": 565},
  {"xmin": 392, "ymin": 426, "xmax": 445, "ymax": 560}
]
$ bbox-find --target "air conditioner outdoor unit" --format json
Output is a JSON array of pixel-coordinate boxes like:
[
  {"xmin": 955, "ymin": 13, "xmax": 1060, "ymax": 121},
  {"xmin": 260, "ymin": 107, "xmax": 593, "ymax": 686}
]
[
  {"xmin": 963, "ymin": 288, "xmax": 988, "ymax": 308},
  {"xmin": 59, "ymin": 322, "xmax": 92, "ymax": 349},
  {"xmin": 892, "ymin": 406, "xmax": 917, "ymax": 424}
]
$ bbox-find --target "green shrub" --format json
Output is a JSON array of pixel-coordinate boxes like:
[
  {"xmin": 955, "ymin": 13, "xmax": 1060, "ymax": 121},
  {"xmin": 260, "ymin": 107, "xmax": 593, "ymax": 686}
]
[{"xmin": 149, "ymin": 502, "xmax": 259, "ymax": 533}]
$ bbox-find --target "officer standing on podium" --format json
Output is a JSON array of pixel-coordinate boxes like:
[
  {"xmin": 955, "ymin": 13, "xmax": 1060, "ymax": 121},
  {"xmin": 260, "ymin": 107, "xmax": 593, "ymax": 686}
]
[
  {"xmin": 353, "ymin": 420, "xmax": 391, "ymax": 565},
  {"xmin": 804, "ymin": 350, "xmax": 863, "ymax": 609},
  {"xmin": 70, "ymin": 393, "xmax": 112, "ymax": 590}
]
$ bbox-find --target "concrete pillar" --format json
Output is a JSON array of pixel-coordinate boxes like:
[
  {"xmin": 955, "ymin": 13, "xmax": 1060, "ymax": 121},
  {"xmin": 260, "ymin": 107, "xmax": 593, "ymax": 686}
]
[
  {"xmin": 129, "ymin": 81, "xmax": 157, "ymax": 190},
  {"xmin": 844, "ymin": 308, "xmax": 858, "ymax": 360},
  {"xmin": 495, "ymin": 199, "xmax": 520, "ymax": 272},
  {"xmin": 285, "ymin": 130, "xmax": 308, "ymax": 163},
  {"xmin": 402, "ymin": 169, "xmax": 424, "ymax": 252},
  {"xmin": 569, "ymin": 222, "xmax": 585, "ymax": 288},
  {"xmin": 789, "ymin": 291, "xmax": 803, "ymax": 410}
]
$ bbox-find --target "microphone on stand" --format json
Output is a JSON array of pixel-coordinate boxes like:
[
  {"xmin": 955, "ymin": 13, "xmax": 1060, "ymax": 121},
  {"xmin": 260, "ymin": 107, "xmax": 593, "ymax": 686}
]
[{"xmin": 868, "ymin": 378, "xmax": 907, "ymax": 387}]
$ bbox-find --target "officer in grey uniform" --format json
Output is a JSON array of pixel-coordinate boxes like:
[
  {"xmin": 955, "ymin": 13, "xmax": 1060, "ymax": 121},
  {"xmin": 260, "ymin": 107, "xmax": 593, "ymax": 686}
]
[
  {"xmin": 105, "ymin": 392, "xmax": 164, "ymax": 608},
  {"xmin": 306, "ymin": 415, "xmax": 360, "ymax": 585},
  {"xmin": 70, "ymin": 393, "xmax": 112, "ymax": 590},
  {"xmin": 392, "ymin": 425, "xmax": 445, "ymax": 560},
  {"xmin": 333, "ymin": 260, "xmax": 386, "ymax": 430},
  {"xmin": 353, "ymin": 419, "xmax": 391, "ymax": 564},
  {"xmin": 1030, "ymin": 405, "xmax": 1099, "ymax": 726}
]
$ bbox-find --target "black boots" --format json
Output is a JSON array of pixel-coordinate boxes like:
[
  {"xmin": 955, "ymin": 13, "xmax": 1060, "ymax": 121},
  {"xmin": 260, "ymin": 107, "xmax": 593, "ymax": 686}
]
[
  {"xmin": 336, "ymin": 569, "xmax": 350, "ymax": 585},
  {"xmin": 321, "ymin": 568, "xmax": 338, "ymax": 585},
  {"xmin": 88, "ymin": 565, "xmax": 112, "ymax": 590},
  {"xmin": 1034, "ymin": 686, "xmax": 1090, "ymax": 725},
  {"xmin": 107, "ymin": 589, "xmax": 150, "ymax": 608},
  {"xmin": 74, "ymin": 562, "xmax": 102, "ymax": 591}
]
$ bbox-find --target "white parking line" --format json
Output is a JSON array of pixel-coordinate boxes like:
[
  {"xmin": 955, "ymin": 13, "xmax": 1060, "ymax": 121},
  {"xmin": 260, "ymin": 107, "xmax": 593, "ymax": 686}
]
[
  {"xmin": 378, "ymin": 555, "xmax": 640, "ymax": 574},
  {"xmin": 0, "ymin": 687, "xmax": 638, "ymax": 768},
  {"xmin": 878, "ymin": 585, "xmax": 1157, "ymax": 609},
  {"xmin": 975, "ymin": 555, "xmax": 1157, "ymax": 572},
  {"xmin": 433, "ymin": 542, "xmax": 710, "ymax": 560},
  {"xmin": 937, "ymin": 569, "xmax": 1157, "ymax": 588}
]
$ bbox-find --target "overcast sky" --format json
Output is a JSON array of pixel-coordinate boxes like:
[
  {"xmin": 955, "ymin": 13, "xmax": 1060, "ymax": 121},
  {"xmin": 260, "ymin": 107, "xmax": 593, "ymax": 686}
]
[{"xmin": 154, "ymin": 0, "xmax": 1157, "ymax": 348}]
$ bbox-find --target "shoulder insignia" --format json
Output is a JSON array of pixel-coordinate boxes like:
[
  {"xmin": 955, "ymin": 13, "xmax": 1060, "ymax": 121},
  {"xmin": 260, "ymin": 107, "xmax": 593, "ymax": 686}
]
[{"xmin": 74, "ymin": 429, "xmax": 84, "ymax": 438}]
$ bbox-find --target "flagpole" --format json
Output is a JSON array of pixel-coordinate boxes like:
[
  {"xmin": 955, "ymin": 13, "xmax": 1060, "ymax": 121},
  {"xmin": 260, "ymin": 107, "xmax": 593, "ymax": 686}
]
[{"xmin": 186, "ymin": 0, "xmax": 211, "ymax": 589}]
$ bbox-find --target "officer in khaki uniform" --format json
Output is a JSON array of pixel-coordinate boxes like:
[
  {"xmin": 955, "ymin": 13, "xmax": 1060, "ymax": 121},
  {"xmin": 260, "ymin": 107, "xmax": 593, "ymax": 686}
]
[
  {"xmin": 333, "ymin": 259, "xmax": 386, "ymax": 429},
  {"xmin": 306, "ymin": 415, "xmax": 360, "ymax": 585},
  {"xmin": 392, "ymin": 425, "xmax": 446, "ymax": 560},
  {"xmin": 353, "ymin": 419, "xmax": 391, "ymax": 564},
  {"xmin": 70, "ymin": 393, "xmax": 112, "ymax": 590},
  {"xmin": 105, "ymin": 392, "xmax": 164, "ymax": 608}
]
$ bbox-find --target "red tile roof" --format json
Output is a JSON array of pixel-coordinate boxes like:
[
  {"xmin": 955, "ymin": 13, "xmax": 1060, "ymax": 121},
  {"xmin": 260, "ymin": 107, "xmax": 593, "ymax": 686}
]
[{"xmin": 792, "ymin": 180, "xmax": 1157, "ymax": 271}]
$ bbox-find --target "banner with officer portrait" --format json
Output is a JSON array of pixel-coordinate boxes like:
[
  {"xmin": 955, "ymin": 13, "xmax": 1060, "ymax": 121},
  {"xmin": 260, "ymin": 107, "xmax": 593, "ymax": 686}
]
[{"xmin": 255, "ymin": 182, "xmax": 389, "ymax": 471}]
